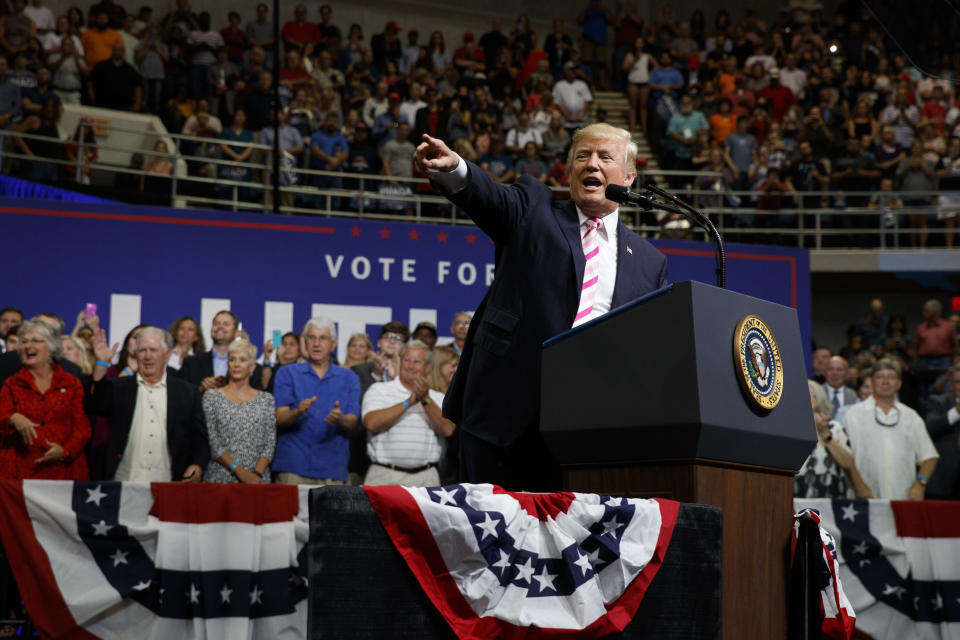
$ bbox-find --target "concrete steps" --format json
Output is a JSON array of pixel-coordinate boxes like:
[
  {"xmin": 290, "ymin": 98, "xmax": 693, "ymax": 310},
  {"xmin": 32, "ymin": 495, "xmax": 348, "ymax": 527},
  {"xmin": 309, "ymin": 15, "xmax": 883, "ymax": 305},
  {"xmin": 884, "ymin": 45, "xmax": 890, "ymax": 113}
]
[{"xmin": 589, "ymin": 91, "xmax": 664, "ymax": 187}]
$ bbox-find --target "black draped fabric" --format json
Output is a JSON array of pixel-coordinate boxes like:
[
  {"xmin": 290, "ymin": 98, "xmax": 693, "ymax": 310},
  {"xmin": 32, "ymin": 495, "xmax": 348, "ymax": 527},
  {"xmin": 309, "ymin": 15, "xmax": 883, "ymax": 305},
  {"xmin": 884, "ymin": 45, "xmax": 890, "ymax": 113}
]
[{"xmin": 308, "ymin": 486, "xmax": 721, "ymax": 639}]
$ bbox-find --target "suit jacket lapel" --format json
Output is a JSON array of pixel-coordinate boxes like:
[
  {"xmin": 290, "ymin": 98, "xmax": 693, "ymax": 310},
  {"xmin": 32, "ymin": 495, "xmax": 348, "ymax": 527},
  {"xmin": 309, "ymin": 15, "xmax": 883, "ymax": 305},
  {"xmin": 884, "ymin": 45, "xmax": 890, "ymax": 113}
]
[
  {"xmin": 556, "ymin": 200, "xmax": 584, "ymax": 296},
  {"xmin": 118, "ymin": 377, "xmax": 137, "ymax": 428},
  {"xmin": 611, "ymin": 221, "xmax": 636, "ymax": 309},
  {"xmin": 204, "ymin": 352, "xmax": 215, "ymax": 379}
]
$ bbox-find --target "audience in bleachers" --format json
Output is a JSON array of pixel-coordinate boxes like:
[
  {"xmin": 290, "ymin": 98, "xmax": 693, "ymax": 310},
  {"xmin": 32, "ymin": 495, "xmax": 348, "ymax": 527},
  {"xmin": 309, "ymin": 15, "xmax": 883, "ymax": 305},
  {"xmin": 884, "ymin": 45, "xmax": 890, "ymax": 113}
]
[{"xmin": 0, "ymin": 1, "xmax": 958, "ymax": 238}]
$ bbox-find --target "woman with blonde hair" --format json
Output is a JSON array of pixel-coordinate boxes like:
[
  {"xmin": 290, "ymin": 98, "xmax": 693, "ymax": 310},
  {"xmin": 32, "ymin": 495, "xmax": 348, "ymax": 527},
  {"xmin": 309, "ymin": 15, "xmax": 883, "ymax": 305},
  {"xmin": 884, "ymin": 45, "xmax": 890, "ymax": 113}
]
[
  {"xmin": 60, "ymin": 335, "xmax": 92, "ymax": 375},
  {"xmin": 428, "ymin": 345, "xmax": 459, "ymax": 394},
  {"xmin": 342, "ymin": 333, "xmax": 373, "ymax": 369},
  {"xmin": 203, "ymin": 338, "xmax": 276, "ymax": 483}
]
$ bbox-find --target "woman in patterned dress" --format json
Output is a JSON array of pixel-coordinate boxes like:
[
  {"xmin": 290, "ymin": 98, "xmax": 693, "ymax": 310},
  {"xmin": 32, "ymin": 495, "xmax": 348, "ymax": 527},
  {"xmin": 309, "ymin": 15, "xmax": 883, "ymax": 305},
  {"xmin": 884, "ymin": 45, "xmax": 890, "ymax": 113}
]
[
  {"xmin": 794, "ymin": 380, "xmax": 873, "ymax": 499},
  {"xmin": 203, "ymin": 339, "xmax": 276, "ymax": 483}
]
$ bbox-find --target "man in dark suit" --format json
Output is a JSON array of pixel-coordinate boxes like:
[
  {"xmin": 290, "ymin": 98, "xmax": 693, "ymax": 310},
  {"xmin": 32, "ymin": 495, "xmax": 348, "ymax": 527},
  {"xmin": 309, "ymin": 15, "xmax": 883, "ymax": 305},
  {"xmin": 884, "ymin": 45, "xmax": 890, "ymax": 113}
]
[
  {"xmin": 822, "ymin": 355, "xmax": 858, "ymax": 421},
  {"xmin": 89, "ymin": 327, "xmax": 209, "ymax": 482},
  {"xmin": 415, "ymin": 123, "xmax": 668, "ymax": 491},
  {"xmin": 179, "ymin": 310, "xmax": 263, "ymax": 392},
  {"xmin": 924, "ymin": 363, "xmax": 960, "ymax": 499}
]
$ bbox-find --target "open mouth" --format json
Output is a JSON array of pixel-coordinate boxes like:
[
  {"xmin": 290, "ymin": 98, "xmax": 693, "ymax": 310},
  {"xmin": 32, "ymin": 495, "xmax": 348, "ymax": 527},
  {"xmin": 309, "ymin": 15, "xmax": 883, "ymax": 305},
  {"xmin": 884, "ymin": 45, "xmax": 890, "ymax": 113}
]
[{"xmin": 582, "ymin": 176, "xmax": 603, "ymax": 192}]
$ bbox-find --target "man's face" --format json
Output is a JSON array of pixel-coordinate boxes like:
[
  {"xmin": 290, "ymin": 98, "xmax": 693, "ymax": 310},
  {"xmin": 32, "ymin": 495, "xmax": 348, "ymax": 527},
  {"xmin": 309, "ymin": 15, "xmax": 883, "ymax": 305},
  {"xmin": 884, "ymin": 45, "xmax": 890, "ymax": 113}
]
[
  {"xmin": 210, "ymin": 313, "xmax": 238, "ymax": 345},
  {"xmin": 825, "ymin": 357, "xmax": 847, "ymax": 387},
  {"xmin": 869, "ymin": 298, "xmax": 884, "ymax": 319},
  {"xmin": 96, "ymin": 12, "xmax": 108, "ymax": 28},
  {"xmin": 923, "ymin": 301, "xmax": 940, "ymax": 321},
  {"xmin": 112, "ymin": 43, "xmax": 124, "ymax": 61},
  {"xmin": 320, "ymin": 5, "xmax": 331, "ymax": 22},
  {"xmin": 257, "ymin": 4, "xmax": 267, "ymax": 20},
  {"xmin": 451, "ymin": 314, "xmax": 470, "ymax": 341},
  {"xmin": 280, "ymin": 334, "xmax": 301, "ymax": 363},
  {"xmin": 303, "ymin": 326, "xmax": 336, "ymax": 364},
  {"xmin": 399, "ymin": 347, "xmax": 429, "ymax": 385},
  {"xmin": 412, "ymin": 328, "xmax": 437, "ymax": 350},
  {"xmin": 568, "ymin": 136, "xmax": 634, "ymax": 217},
  {"xmin": 872, "ymin": 368, "xmax": 901, "ymax": 401},
  {"xmin": 136, "ymin": 333, "xmax": 169, "ymax": 380},
  {"xmin": 396, "ymin": 122, "xmax": 410, "ymax": 142},
  {"xmin": 812, "ymin": 348, "xmax": 831, "ymax": 374},
  {"xmin": 0, "ymin": 311, "xmax": 21, "ymax": 338}
]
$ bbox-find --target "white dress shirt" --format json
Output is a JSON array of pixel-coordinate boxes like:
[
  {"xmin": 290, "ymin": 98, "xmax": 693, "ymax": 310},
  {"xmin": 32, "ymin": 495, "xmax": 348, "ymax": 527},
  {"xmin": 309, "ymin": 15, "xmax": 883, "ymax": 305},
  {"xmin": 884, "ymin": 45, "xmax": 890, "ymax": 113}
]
[
  {"xmin": 115, "ymin": 373, "xmax": 173, "ymax": 482},
  {"xmin": 576, "ymin": 207, "xmax": 619, "ymax": 324}
]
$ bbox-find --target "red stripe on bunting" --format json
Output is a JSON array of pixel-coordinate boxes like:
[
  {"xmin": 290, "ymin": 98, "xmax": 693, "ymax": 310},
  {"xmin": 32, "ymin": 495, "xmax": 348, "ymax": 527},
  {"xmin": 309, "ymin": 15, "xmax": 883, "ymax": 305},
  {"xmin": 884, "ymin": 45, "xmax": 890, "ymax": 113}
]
[
  {"xmin": 365, "ymin": 485, "xmax": 680, "ymax": 639},
  {"xmin": 147, "ymin": 482, "xmax": 300, "ymax": 524},
  {"xmin": 0, "ymin": 480, "xmax": 100, "ymax": 640},
  {"xmin": 890, "ymin": 500, "xmax": 960, "ymax": 538}
]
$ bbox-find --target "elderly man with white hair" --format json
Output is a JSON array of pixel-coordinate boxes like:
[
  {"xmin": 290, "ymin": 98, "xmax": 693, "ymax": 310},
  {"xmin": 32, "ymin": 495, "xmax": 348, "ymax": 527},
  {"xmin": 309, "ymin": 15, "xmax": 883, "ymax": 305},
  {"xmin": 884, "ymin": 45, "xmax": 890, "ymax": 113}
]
[
  {"xmin": 272, "ymin": 316, "xmax": 361, "ymax": 485},
  {"xmin": 90, "ymin": 326, "xmax": 209, "ymax": 482},
  {"xmin": 362, "ymin": 340, "xmax": 455, "ymax": 486},
  {"xmin": 414, "ymin": 122, "xmax": 667, "ymax": 491}
]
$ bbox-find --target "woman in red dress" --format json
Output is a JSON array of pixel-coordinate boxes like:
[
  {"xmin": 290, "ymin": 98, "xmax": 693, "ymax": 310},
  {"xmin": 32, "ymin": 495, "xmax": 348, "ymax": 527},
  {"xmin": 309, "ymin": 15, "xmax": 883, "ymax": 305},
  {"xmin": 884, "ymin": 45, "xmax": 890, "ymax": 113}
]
[{"xmin": 0, "ymin": 320, "xmax": 90, "ymax": 480}]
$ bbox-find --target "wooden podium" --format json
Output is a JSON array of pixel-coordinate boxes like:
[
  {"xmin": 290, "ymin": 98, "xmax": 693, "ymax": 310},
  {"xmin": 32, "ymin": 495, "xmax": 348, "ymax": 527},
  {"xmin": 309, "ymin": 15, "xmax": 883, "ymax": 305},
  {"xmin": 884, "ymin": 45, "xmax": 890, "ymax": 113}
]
[{"xmin": 540, "ymin": 281, "xmax": 815, "ymax": 640}]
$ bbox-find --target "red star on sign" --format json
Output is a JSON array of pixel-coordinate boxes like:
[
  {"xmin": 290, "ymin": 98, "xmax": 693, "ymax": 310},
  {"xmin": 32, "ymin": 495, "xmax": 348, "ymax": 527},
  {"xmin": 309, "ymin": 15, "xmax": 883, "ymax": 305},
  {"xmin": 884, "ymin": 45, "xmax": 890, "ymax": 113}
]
[
  {"xmin": 379, "ymin": 228, "xmax": 391, "ymax": 239},
  {"xmin": 409, "ymin": 230, "xmax": 420, "ymax": 240},
  {"xmin": 465, "ymin": 233, "xmax": 477, "ymax": 244},
  {"xmin": 436, "ymin": 232, "xmax": 448, "ymax": 243},
  {"xmin": 350, "ymin": 226, "xmax": 362, "ymax": 237}
]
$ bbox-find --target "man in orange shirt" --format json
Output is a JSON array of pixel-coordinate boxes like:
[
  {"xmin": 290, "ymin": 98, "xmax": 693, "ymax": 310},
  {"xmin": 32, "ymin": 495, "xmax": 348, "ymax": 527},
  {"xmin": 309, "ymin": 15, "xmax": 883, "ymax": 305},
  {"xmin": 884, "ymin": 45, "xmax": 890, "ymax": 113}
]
[{"xmin": 81, "ymin": 9, "xmax": 123, "ymax": 68}]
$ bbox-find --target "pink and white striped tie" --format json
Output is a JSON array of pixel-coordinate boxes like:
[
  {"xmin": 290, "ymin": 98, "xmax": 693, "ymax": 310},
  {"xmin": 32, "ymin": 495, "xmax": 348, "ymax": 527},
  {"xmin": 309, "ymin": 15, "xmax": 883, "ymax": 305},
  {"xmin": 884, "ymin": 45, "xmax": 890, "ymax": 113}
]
[{"xmin": 573, "ymin": 217, "xmax": 602, "ymax": 327}]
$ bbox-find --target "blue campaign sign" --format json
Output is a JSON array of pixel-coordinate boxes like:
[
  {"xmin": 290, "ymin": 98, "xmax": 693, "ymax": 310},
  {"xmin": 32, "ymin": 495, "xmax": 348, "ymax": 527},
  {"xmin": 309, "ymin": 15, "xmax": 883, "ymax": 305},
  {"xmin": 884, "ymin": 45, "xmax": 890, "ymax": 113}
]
[{"xmin": 0, "ymin": 199, "xmax": 810, "ymax": 367}]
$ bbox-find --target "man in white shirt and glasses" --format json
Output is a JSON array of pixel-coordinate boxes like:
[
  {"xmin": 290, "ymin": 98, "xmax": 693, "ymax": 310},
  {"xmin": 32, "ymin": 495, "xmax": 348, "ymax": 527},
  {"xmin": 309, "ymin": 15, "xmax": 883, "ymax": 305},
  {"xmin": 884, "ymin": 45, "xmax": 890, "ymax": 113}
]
[
  {"xmin": 362, "ymin": 340, "xmax": 455, "ymax": 486},
  {"xmin": 842, "ymin": 358, "xmax": 938, "ymax": 500}
]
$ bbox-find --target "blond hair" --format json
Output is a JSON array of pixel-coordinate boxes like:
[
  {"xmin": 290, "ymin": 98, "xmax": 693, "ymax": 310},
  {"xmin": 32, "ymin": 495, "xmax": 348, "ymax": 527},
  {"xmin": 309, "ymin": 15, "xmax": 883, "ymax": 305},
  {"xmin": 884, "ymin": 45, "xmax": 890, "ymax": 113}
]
[
  {"xmin": 567, "ymin": 123, "xmax": 638, "ymax": 172},
  {"xmin": 227, "ymin": 338, "xmax": 258, "ymax": 361},
  {"xmin": 428, "ymin": 345, "xmax": 459, "ymax": 392}
]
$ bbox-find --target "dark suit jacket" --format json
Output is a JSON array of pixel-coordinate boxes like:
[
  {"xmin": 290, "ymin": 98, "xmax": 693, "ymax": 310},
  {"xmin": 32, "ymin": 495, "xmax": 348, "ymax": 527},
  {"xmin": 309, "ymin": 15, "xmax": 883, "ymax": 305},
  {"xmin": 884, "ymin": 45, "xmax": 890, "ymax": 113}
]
[
  {"xmin": 822, "ymin": 384, "xmax": 858, "ymax": 410},
  {"xmin": 177, "ymin": 350, "xmax": 264, "ymax": 390},
  {"xmin": 438, "ymin": 161, "xmax": 668, "ymax": 446},
  {"xmin": 88, "ymin": 374, "xmax": 210, "ymax": 480},
  {"xmin": 924, "ymin": 392, "xmax": 960, "ymax": 498},
  {"xmin": 413, "ymin": 106, "xmax": 452, "ymax": 143}
]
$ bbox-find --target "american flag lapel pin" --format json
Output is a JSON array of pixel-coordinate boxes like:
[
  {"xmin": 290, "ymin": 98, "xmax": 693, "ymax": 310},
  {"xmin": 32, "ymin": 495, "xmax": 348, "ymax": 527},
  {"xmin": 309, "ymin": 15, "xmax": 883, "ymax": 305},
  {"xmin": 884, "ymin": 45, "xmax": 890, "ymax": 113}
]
[{"xmin": 626, "ymin": 246, "xmax": 633, "ymax": 255}]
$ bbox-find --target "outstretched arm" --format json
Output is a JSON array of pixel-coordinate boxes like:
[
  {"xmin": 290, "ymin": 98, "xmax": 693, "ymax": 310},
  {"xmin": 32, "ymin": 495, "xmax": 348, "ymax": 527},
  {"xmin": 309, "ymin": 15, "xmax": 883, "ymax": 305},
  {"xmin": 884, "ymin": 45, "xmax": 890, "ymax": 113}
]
[{"xmin": 414, "ymin": 133, "xmax": 547, "ymax": 244}]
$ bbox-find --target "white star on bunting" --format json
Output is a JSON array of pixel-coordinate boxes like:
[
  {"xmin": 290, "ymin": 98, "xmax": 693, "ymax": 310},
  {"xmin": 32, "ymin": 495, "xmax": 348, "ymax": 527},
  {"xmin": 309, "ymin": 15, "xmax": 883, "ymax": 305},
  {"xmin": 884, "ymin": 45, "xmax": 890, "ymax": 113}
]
[
  {"xmin": 85, "ymin": 485, "xmax": 108, "ymax": 507},
  {"xmin": 514, "ymin": 558, "xmax": 535, "ymax": 583},
  {"xmin": 250, "ymin": 585, "xmax": 263, "ymax": 605},
  {"xmin": 533, "ymin": 567, "xmax": 558, "ymax": 593},
  {"xmin": 574, "ymin": 551, "xmax": 593, "ymax": 576},
  {"xmin": 474, "ymin": 513, "xmax": 500, "ymax": 540},
  {"xmin": 220, "ymin": 585, "xmax": 232, "ymax": 604},
  {"xmin": 91, "ymin": 520, "xmax": 112, "ymax": 536},
  {"xmin": 432, "ymin": 487, "xmax": 458, "ymax": 506},
  {"xmin": 109, "ymin": 548, "xmax": 129, "ymax": 567}
]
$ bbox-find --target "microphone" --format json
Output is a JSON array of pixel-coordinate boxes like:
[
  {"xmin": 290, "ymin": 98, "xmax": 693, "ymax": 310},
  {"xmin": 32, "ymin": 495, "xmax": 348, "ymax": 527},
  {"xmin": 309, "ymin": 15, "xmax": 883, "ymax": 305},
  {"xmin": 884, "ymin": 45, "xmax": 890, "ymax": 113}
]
[{"xmin": 604, "ymin": 184, "xmax": 659, "ymax": 211}]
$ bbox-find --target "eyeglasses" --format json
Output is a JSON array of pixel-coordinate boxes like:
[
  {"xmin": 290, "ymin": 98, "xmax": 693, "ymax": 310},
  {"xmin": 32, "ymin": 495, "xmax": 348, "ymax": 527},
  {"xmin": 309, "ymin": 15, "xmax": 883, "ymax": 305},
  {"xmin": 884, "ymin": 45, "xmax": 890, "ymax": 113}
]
[
  {"xmin": 402, "ymin": 358, "xmax": 426, "ymax": 366},
  {"xmin": 304, "ymin": 334, "xmax": 332, "ymax": 343},
  {"xmin": 454, "ymin": 321, "xmax": 470, "ymax": 327},
  {"xmin": 382, "ymin": 333, "xmax": 406, "ymax": 342}
]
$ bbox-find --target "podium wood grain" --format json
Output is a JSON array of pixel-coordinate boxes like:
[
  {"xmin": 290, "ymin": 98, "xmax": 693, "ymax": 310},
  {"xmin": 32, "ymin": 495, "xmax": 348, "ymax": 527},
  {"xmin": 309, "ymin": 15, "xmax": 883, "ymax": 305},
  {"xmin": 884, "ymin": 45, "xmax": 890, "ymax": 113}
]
[{"xmin": 563, "ymin": 460, "xmax": 793, "ymax": 640}]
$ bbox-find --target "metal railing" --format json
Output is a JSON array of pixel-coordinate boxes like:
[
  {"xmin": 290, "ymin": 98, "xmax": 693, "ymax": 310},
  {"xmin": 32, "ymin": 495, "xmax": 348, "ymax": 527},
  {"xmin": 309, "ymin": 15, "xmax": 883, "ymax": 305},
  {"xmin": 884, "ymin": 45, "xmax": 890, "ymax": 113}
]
[{"xmin": 3, "ymin": 126, "xmax": 957, "ymax": 248}]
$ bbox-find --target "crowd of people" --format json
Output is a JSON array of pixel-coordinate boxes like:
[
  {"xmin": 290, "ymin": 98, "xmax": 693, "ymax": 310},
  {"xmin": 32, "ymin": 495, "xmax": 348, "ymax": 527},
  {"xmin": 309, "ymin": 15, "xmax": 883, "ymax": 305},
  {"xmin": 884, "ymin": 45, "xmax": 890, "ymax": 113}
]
[
  {"xmin": 797, "ymin": 297, "xmax": 960, "ymax": 501},
  {"xmin": 1, "ymin": 0, "xmax": 955, "ymax": 244},
  {"xmin": 0, "ymin": 306, "xmax": 471, "ymax": 488}
]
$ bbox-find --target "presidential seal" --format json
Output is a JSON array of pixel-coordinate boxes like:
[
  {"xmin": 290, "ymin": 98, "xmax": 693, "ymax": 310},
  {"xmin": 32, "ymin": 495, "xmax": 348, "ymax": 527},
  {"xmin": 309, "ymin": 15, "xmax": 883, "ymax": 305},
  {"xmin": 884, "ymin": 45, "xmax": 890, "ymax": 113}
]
[{"xmin": 733, "ymin": 315, "xmax": 783, "ymax": 411}]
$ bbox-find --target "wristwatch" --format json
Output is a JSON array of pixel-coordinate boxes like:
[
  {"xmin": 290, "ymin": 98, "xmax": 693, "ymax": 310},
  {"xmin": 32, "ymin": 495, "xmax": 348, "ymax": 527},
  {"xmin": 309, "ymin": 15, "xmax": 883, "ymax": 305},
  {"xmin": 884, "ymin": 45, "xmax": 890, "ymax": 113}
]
[
  {"xmin": 421, "ymin": 397, "xmax": 431, "ymax": 407},
  {"xmin": 917, "ymin": 473, "xmax": 928, "ymax": 486}
]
